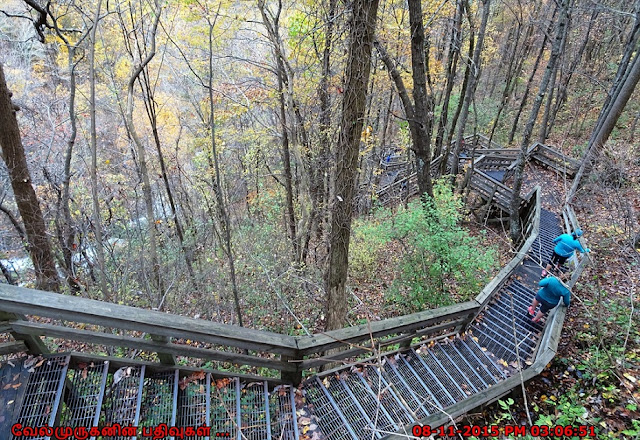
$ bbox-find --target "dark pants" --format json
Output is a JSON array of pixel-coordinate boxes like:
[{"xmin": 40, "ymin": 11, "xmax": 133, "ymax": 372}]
[
  {"xmin": 549, "ymin": 251, "xmax": 569, "ymax": 268},
  {"xmin": 535, "ymin": 293, "xmax": 557, "ymax": 314}
]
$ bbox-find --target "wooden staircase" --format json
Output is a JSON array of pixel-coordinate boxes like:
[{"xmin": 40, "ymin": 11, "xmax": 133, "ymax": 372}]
[{"xmin": 0, "ymin": 141, "xmax": 589, "ymax": 440}]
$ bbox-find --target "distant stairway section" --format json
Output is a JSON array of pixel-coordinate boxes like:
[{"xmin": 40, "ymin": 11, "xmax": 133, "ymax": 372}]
[{"xmin": 529, "ymin": 142, "xmax": 580, "ymax": 178}]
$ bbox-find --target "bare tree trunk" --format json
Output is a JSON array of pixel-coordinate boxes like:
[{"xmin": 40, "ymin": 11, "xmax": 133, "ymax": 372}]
[
  {"xmin": 325, "ymin": 0, "xmax": 379, "ymax": 331},
  {"xmin": 0, "ymin": 64, "xmax": 59, "ymax": 292},
  {"xmin": 374, "ymin": 0, "xmax": 436, "ymax": 198},
  {"xmin": 311, "ymin": 0, "xmax": 337, "ymax": 254},
  {"xmin": 45, "ymin": 13, "xmax": 94, "ymax": 293},
  {"xmin": 58, "ymin": 42, "xmax": 81, "ymax": 292},
  {"xmin": 443, "ymin": 12, "xmax": 474, "ymax": 171},
  {"xmin": 547, "ymin": 10, "xmax": 598, "ymax": 137},
  {"xmin": 488, "ymin": 8, "xmax": 535, "ymax": 146},
  {"xmin": 258, "ymin": 0, "xmax": 318, "ymax": 262},
  {"xmin": 122, "ymin": 2, "xmax": 164, "ymax": 300},
  {"xmin": 206, "ymin": 13, "xmax": 244, "ymax": 328},
  {"xmin": 408, "ymin": 0, "xmax": 434, "ymax": 198},
  {"xmin": 508, "ymin": 6, "xmax": 557, "ymax": 144},
  {"xmin": 451, "ymin": 0, "xmax": 491, "ymax": 177},
  {"xmin": 88, "ymin": 0, "xmax": 108, "ymax": 300},
  {"xmin": 276, "ymin": 66, "xmax": 299, "ymax": 260},
  {"xmin": 538, "ymin": 7, "xmax": 570, "ymax": 143},
  {"xmin": 434, "ymin": 0, "xmax": 463, "ymax": 158},
  {"xmin": 509, "ymin": 0, "xmax": 569, "ymax": 242},
  {"xmin": 141, "ymin": 81, "xmax": 198, "ymax": 290}
]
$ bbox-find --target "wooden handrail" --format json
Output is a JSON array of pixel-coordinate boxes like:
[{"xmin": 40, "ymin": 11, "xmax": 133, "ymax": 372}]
[
  {"xmin": 466, "ymin": 148, "xmax": 519, "ymax": 157},
  {"xmin": 0, "ymin": 284, "xmax": 298, "ymax": 355},
  {"xmin": 472, "ymin": 169, "xmax": 516, "ymax": 196},
  {"xmin": 535, "ymin": 203, "xmax": 589, "ymax": 363},
  {"xmin": 297, "ymin": 301, "xmax": 480, "ymax": 356}
]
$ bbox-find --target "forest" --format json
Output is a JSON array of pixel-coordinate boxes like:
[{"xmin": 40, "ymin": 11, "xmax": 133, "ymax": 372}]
[{"xmin": 0, "ymin": 0, "xmax": 639, "ymax": 437}]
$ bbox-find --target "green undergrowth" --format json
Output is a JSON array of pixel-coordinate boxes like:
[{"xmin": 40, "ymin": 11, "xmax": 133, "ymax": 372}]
[{"xmin": 350, "ymin": 180, "xmax": 498, "ymax": 312}]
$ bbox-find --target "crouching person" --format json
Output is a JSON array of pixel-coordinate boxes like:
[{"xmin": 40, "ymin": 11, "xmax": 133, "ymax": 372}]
[{"xmin": 528, "ymin": 274, "xmax": 570, "ymax": 323}]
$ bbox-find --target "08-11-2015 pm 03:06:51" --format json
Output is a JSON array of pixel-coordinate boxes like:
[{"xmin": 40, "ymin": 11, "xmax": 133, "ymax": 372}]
[{"xmin": 412, "ymin": 424, "xmax": 597, "ymax": 437}]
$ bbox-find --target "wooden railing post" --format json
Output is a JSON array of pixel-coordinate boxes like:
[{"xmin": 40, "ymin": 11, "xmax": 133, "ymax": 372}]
[
  {"xmin": 399, "ymin": 332, "xmax": 415, "ymax": 350},
  {"xmin": 0, "ymin": 311, "xmax": 48, "ymax": 355},
  {"xmin": 455, "ymin": 311, "xmax": 478, "ymax": 334},
  {"xmin": 280, "ymin": 352, "xmax": 302, "ymax": 385},
  {"xmin": 150, "ymin": 334, "xmax": 176, "ymax": 365}
]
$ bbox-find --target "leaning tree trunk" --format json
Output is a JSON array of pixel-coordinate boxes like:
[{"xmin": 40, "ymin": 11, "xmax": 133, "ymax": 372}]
[
  {"xmin": 88, "ymin": 0, "xmax": 109, "ymax": 300},
  {"xmin": 509, "ymin": 0, "xmax": 569, "ymax": 243},
  {"xmin": 487, "ymin": 15, "xmax": 530, "ymax": 147},
  {"xmin": 142, "ymin": 85, "xmax": 198, "ymax": 291},
  {"xmin": 568, "ymin": 49, "xmax": 640, "ymax": 202},
  {"xmin": 0, "ymin": 64, "xmax": 59, "ymax": 292},
  {"xmin": 546, "ymin": 10, "xmax": 598, "ymax": 137},
  {"xmin": 375, "ymin": 0, "xmax": 436, "ymax": 199},
  {"xmin": 206, "ymin": 13, "xmax": 244, "ymax": 327},
  {"xmin": 325, "ymin": 0, "xmax": 379, "ymax": 331},
  {"xmin": 276, "ymin": 64, "xmax": 299, "ymax": 260},
  {"xmin": 538, "ymin": 10, "xmax": 570, "ymax": 143},
  {"xmin": 443, "ymin": 12, "xmax": 474, "ymax": 171}
]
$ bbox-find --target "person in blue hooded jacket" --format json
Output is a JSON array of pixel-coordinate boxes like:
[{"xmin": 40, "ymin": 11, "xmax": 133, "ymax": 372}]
[
  {"xmin": 528, "ymin": 274, "xmax": 571, "ymax": 323},
  {"xmin": 541, "ymin": 228, "xmax": 590, "ymax": 277}
]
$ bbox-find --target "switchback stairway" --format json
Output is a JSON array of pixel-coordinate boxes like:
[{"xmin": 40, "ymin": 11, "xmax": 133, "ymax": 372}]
[{"xmin": 0, "ymin": 140, "xmax": 589, "ymax": 440}]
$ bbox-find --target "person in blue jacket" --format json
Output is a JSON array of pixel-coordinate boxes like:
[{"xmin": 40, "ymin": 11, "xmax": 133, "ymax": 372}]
[
  {"xmin": 541, "ymin": 229, "xmax": 590, "ymax": 277},
  {"xmin": 528, "ymin": 275, "xmax": 571, "ymax": 323}
]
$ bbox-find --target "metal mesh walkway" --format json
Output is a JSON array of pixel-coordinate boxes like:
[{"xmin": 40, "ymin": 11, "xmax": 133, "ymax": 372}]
[{"xmin": 0, "ymin": 356, "xmax": 300, "ymax": 439}]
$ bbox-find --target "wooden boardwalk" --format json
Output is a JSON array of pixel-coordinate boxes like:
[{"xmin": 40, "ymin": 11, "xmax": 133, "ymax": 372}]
[{"xmin": 0, "ymin": 139, "xmax": 588, "ymax": 439}]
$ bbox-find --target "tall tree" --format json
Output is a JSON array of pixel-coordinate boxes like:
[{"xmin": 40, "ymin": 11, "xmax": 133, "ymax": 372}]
[
  {"xmin": 568, "ymin": 2, "xmax": 640, "ymax": 201},
  {"xmin": 257, "ymin": 0, "xmax": 300, "ymax": 261},
  {"xmin": 507, "ymin": 5, "xmax": 557, "ymax": 145},
  {"xmin": 487, "ymin": 2, "xmax": 537, "ymax": 147},
  {"xmin": 118, "ymin": 0, "xmax": 165, "ymax": 300},
  {"xmin": 537, "ymin": 2, "xmax": 571, "ymax": 143},
  {"xmin": 204, "ymin": 2, "xmax": 244, "ymax": 327},
  {"xmin": 434, "ymin": 0, "xmax": 464, "ymax": 158},
  {"xmin": 0, "ymin": 63, "xmax": 59, "ymax": 292},
  {"xmin": 509, "ymin": 0, "xmax": 570, "ymax": 242},
  {"xmin": 19, "ymin": 0, "xmax": 89, "ymax": 292},
  {"xmin": 407, "ymin": 0, "xmax": 434, "ymax": 197},
  {"xmin": 138, "ymin": 34, "xmax": 198, "ymax": 291},
  {"xmin": 325, "ymin": 0, "xmax": 379, "ymax": 331},
  {"xmin": 88, "ymin": 0, "xmax": 109, "ymax": 300},
  {"xmin": 375, "ymin": 0, "xmax": 437, "ymax": 198},
  {"xmin": 451, "ymin": 0, "xmax": 491, "ymax": 177},
  {"xmin": 546, "ymin": 10, "xmax": 598, "ymax": 138},
  {"xmin": 306, "ymin": 0, "xmax": 338, "ymax": 260}
]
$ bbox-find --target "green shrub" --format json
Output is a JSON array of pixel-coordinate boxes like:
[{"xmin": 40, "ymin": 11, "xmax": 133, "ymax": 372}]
[{"xmin": 351, "ymin": 179, "xmax": 498, "ymax": 310}]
